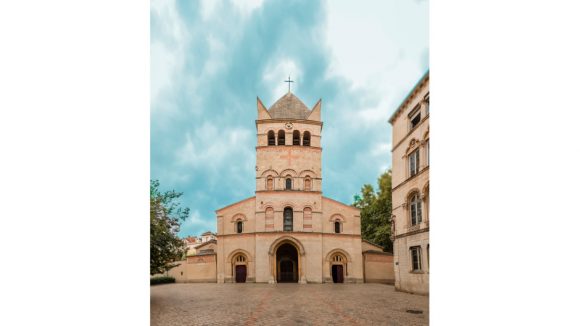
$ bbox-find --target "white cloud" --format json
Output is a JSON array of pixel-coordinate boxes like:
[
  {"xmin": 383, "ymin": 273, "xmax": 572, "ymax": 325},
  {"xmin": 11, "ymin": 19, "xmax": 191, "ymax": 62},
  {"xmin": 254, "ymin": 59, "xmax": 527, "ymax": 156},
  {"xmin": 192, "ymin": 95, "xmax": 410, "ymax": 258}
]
[
  {"xmin": 176, "ymin": 123, "xmax": 253, "ymax": 172},
  {"xmin": 182, "ymin": 210, "xmax": 215, "ymax": 233},
  {"xmin": 262, "ymin": 58, "xmax": 303, "ymax": 103},
  {"xmin": 150, "ymin": 0, "xmax": 187, "ymax": 109},
  {"xmin": 325, "ymin": 0, "xmax": 429, "ymax": 113},
  {"xmin": 231, "ymin": 0, "xmax": 264, "ymax": 17}
]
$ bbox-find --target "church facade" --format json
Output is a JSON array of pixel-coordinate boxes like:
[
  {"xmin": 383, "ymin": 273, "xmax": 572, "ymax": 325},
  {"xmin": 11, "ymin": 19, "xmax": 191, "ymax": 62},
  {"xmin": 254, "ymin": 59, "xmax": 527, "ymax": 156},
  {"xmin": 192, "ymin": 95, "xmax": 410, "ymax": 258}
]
[{"xmin": 215, "ymin": 91, "xmax": 365, "ymax": 284}]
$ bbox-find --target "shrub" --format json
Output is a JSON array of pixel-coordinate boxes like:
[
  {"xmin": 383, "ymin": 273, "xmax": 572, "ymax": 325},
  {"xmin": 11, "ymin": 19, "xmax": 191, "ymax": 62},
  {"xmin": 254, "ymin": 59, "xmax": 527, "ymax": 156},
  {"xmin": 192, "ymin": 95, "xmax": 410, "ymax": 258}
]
[{"xmin": 150, "ymin": 276, "xmax": 175, "ymax": 285}]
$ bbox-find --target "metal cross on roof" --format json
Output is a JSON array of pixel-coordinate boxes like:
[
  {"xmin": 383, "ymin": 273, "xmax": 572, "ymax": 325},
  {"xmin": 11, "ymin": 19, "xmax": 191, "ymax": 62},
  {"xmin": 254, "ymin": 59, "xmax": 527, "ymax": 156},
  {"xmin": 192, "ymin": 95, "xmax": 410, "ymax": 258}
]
[{"xmin": 284, "ymin": 75, "xmax": 294, "ymax": 92}]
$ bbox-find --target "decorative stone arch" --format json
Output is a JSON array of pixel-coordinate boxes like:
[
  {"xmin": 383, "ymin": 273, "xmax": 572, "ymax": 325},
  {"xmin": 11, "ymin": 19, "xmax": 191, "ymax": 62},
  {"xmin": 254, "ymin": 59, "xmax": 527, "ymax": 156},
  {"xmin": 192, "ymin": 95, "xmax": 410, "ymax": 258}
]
[
  {"xmin": 280, "ymin": 169, "xmax": 298, "ymax": 177},
  {"xmin": 328, "ymin": 213, "xmax": 345, "ymax": 222},
  {"xmin": 231, "ymin": 213, "xmax": 247, "ymax": 222},
  {"xmin": 260, "ymin": 169, "xmax": 279, "ymax": 177},
  {"xmin": 268, "ymin": 236, "xmax": 306, "ymax": 284},
  {"xmin": 226, "ymin": 249, "xmax": 253, "ymax": 283},
  {"xmin": 227, "ymin": 248, "xmax": 253, "ymax": 263},
  {"xmin": 404, "ymin": 188, "xmax": 422, "ymax": 207},
  {"xmin": 298, "ymin": 169, "xmax": 317, "ymax": 178},
  {"xmin": 325, "ymin": 248, "xmax": 352, "ymax": 283},
  {"xmin": 404, "ymin": 138, "xmax": 421, "ymax": 157}
]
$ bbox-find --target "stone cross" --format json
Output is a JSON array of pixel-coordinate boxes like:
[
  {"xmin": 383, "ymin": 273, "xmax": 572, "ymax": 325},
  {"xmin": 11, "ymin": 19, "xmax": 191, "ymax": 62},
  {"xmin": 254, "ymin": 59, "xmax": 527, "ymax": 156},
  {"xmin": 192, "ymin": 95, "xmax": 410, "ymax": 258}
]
[{"xmin": 284, "ymin": 75, "xmax": 294, "ymax": 92}]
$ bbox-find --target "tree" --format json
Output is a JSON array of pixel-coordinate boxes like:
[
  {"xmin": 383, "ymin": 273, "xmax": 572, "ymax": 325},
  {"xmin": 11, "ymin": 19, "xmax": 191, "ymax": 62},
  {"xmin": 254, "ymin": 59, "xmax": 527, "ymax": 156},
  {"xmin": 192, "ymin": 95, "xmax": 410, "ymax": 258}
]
[
  {"xmin": 150, "ymin": 180, "xmax": 189, "ymax": 275},
  {"xmin": 353, "ymin": 170, "xmax": 393, "ymax": 251}
]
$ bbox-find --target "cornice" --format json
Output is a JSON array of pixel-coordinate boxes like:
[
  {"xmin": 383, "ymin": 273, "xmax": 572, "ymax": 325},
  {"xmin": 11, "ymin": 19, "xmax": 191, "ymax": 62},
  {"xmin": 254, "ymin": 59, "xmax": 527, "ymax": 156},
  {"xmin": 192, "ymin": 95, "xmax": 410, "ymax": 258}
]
[
  {"xmin": 392, "ymin": 166, "xmax": 429, "ymax": 192},
  {"xmin": 256, "ymin": 119, "xmax": 323, "ymax": 127},
  {"xmin": 217, "ymin": 231, "xmax": 362, "ymax": 238},
  {"xmin": 394, "ymin": 227, "xmax": 429, "ymax": 239},
  {"xmin": 388, "ymin": 70, "xmax": 429, "ymax": 124},
  {"xmin": 256, "ymin": 145, "xmax": 322, "ymax": 151}
]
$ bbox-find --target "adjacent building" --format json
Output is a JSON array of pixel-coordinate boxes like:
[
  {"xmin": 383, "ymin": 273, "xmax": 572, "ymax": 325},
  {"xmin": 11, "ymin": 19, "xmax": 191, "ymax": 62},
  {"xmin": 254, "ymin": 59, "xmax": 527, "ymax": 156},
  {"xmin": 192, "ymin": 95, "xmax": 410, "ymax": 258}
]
[{"xmin": 389, "ymin": 71, "xmax": 429, "ymax": 294}]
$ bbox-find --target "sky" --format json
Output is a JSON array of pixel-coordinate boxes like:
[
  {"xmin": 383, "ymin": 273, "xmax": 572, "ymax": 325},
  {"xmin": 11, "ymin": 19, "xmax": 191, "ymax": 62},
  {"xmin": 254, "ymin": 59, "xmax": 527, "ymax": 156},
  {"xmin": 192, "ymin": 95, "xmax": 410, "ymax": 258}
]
[{"xmin": 151, "ymin": 0, "xmax": 429, "ymax": 237}]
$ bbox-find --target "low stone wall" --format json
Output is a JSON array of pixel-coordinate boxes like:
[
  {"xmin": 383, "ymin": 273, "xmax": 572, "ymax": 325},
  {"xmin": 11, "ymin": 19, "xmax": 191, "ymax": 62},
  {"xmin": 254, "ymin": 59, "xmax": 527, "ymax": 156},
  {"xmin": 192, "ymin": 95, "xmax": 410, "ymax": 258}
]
[
  {"xmin": 159, "ymin": 254, "xmax": 217, "ymax": 283},
  {"xmin": 363, "ymin": 251, "xmax": 394, "ymax": 284}
]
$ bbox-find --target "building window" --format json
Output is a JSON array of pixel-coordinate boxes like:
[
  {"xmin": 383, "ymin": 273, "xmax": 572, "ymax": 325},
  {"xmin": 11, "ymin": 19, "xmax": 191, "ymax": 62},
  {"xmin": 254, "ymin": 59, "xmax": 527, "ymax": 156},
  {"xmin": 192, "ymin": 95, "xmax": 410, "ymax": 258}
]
[
  {"xmin": 285, "ymin": 177, "xmax": 292, "ymax": 190},
  {"xmin": 266, "ymin": 176, "xmax": 273, "ymax": 191},
  {"xmin": 304, "ymin": 177, "xmax": 311, "ymax": 191},
  {"xmin": 236, "ymin": 221, "xmax": 243, "ymax": 234},
  {"xmin": 410, "ymin": 246, "xmax": 422, "ymax": 271},
  {"xmin": 303, "ymin": 131, "xmax": 311, "ymax": 146},
  {"xmin": 409, "ymin": 106, "xmax": 421, "ymax": 130},
  {"xmin": 424, "ymin": 93, "xmax": 429, "ymax": 115},
  {"xmin": 409, "ymin": 149, "xmax": 420, "ymax": 177},
  {"xmin": 277, "ymin": 130, "xmax": 285, "ymax": 146},
  {"xmin": 283, "ymin": 207, "xmax": 293, "ymax": 231},
  {"xmin": 267, "ymin": 130, "xmax": 276, "ymax": 146},
  {"xmin": 334, "ymin": 221, "xmax": 341, "ymax": 233},
  {"xmin": 235, "ymin": 255, "xmax": 246, "ymax": 263},
  {"xmin": 410, "ymin": 193, "xmax": 422, "ymax": 225},
  {"xmin": 425, "ymin": 140, "xmax": 429, "ymax": 166},
  {"xmin": 293, "ymin": 130, "xmax": 300, "ymax": 145}
]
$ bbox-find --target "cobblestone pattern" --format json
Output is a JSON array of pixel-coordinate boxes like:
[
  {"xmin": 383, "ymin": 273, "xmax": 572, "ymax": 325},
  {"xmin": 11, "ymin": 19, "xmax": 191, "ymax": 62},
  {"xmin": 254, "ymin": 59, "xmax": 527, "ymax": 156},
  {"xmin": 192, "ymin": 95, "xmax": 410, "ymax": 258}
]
[{"xmin": 151, "ymin": 283, "xmax": 429, "ymax": 326}]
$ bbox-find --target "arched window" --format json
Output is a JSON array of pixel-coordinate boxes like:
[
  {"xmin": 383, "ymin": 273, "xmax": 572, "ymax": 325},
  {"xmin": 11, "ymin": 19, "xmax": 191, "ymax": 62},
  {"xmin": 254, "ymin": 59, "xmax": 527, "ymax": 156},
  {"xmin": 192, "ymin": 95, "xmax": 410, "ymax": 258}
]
[
  {"xmin": 277, "ymin": 130, "xmax": 285, "ymax": 146},
  {"xmin": 266, "ymin": 176, "xmax": 273, "ymax": 191},
  {"xmin": 236, "ymin": 221, "xmax": 243, "ymax": 233},
  {"xmin": 303, "ymin": 131, "xmax": 310, "ymax": 146},
  {"xmin": 410, "ymin": 192, "xmax": 422, "ymax": 225},
  {"xmin": 235, "ymin": 254, "xmax": 246, "ymax": 263},
  {"xmin": 267, "ymin": 130, "xmax": 276, "ymax": 146},
  {"xmin": 332, "ymin": 254, "xmax": 344, "ymax": 263},
  {"xmin": 293, "ymin": 130, "xmax": 300, "ymax": 145},
  {"xmin": 285, "ymin": 177, "xmax": 292, "ymax": 190},
  {"xmin": 334, "ymin": 221, "xmax": 341, "ymax": 233},
  {"xmin": 304, "ymin": 176, "xmax": 311, "ymax": 191},
  {"xmin": 283, "ymin": 207, "xmax": 293, "ymax": 231}
]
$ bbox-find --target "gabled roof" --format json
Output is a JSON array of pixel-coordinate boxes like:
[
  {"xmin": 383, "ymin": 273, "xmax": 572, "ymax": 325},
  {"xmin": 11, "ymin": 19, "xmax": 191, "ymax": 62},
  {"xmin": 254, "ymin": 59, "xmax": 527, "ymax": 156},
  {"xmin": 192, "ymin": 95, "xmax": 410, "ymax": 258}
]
[{"xmin": 268, "ymin": 92, "xmax": 311, "ymax": 119}]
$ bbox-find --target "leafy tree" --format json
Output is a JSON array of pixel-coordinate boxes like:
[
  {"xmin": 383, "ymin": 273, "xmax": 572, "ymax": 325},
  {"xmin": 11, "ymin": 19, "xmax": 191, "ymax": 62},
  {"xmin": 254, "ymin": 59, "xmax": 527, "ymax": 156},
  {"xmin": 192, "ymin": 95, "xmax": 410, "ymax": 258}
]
[
  {"xmin": 353, "ymin": 170, "xmax": 393, "ymax": 251},
  {"xmin": 150, "ymin": 180, "xmax": 189, "ymax": 275}
]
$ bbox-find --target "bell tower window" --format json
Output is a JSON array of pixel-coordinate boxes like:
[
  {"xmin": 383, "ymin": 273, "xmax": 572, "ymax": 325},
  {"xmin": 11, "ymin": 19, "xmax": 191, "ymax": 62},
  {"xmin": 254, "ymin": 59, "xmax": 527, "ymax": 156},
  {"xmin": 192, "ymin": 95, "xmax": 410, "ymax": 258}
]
[
  {"xmin": 293, "ymin": 130, "xmax": 300, "ymax": 145},
  {"xmin": 303, "ymin": 131, "xmax": 310, "ymax": 146},
  {"xmin": 278, "ymin": 130, "xmax": 285, "ymax": 146},
  {"xmin": 267, "ymin": 130, "xmax": 276, "ymax": 146}
]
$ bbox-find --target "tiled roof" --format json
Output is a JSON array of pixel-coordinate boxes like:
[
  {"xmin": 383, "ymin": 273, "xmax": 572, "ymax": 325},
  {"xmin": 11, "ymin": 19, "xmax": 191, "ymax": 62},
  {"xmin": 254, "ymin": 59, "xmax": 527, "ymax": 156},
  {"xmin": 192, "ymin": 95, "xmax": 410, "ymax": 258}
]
[{"xmin": 268, "ymin": 92, "xmax": 311, "ymax": 119}]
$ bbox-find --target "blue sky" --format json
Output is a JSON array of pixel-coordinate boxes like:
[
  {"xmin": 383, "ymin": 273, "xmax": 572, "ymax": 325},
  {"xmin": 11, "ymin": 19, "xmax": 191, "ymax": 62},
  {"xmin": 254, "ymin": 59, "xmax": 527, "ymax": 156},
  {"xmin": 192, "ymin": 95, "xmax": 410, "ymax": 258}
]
[{"xmin": 151, "ymin": 0, "xmax": 429, "ymax": 237}]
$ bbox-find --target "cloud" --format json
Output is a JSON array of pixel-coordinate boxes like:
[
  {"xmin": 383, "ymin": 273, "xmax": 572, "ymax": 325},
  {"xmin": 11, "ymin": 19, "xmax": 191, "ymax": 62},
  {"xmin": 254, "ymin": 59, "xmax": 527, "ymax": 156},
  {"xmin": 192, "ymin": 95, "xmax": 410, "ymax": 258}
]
[{"xmin": 150, "ymin": 0, "xmax": 428, "ymax": 237}]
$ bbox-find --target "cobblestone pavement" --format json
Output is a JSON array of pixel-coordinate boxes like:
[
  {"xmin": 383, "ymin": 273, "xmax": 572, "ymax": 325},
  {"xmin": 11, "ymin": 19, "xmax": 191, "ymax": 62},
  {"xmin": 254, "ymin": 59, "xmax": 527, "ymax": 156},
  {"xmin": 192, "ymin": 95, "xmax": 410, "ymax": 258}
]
[{"xmin": 151, "ymin": 283, "xmax": 429, "ymax": 326}]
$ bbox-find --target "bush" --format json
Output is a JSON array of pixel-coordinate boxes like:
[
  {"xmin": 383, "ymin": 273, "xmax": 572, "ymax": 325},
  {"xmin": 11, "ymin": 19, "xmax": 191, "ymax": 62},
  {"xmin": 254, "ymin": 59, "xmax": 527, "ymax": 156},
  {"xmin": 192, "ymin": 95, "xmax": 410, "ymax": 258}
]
[{"xmin": 150, "ymin": 276, "xmax": 175, "ymax": 285}]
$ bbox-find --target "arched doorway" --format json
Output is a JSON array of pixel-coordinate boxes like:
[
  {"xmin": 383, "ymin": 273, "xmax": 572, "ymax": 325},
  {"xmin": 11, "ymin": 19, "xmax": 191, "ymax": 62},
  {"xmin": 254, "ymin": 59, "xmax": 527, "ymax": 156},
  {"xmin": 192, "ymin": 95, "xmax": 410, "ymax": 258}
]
[
  {"xmin": 276, "ymin": 243, "xmax": 298, "ymax": 283},
  {"xmin": 233, "ymin": 254, "xmax": 247, "ymax": 283}
]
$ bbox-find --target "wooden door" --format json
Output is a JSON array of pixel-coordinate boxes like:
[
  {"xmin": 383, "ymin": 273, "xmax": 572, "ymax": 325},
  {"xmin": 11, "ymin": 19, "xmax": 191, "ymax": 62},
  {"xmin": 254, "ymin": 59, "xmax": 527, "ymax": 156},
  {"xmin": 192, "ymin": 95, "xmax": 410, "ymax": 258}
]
[
  {"xmin": 332, "ymin": 265, "xmax": 344, "ymax": 283},
  {"xmin": 235, "ymin": 265, "xmax": 246, "ymax": 283},
  {"xmin": 336, "ymin": 265, "xmax": 344, "ymax": 283}
]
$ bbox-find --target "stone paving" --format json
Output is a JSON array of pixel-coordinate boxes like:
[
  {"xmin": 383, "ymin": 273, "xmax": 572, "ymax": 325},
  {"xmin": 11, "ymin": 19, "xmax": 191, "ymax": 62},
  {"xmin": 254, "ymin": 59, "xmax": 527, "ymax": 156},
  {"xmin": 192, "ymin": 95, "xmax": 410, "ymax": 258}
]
[{"xmin": 151, "ymin": 283, "xmax": 429, "ymax": 326}]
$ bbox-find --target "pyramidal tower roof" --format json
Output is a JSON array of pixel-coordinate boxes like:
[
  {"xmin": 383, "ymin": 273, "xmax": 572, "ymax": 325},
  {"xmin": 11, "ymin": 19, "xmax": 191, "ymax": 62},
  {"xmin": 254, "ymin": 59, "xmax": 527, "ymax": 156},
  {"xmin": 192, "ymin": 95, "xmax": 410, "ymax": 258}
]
[{"xmin": 268, "ymin": 91, "xmax": 311, "ymax": 119}]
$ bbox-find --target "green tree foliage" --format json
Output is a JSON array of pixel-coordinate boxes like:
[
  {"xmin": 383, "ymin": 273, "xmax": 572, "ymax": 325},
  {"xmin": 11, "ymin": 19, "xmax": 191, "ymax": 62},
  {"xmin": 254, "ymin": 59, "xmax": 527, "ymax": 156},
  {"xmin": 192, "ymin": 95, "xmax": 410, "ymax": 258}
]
[
  {"xmin": 150, "ymin": 180, "xmax": 189, "ymax": 275},
  {"xmin": 353, "ymin": 170, "xmax": 393, "ymax": 251}
]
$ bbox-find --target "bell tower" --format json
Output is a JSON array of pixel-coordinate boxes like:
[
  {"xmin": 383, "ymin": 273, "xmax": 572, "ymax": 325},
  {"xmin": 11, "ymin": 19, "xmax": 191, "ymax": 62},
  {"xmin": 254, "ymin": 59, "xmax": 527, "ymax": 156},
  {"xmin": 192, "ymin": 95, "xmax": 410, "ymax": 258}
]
[{"xmin": 254, "ymin": 91, "xmax": 323, "ymax": 233}]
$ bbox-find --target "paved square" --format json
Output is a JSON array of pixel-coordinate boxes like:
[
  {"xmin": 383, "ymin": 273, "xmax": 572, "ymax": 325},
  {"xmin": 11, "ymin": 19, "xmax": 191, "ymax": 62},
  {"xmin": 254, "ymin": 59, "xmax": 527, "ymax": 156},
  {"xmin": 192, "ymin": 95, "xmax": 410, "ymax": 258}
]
[{"xmin": 151, "ymin": 283, "xmax": 429, "ymax": 325}]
